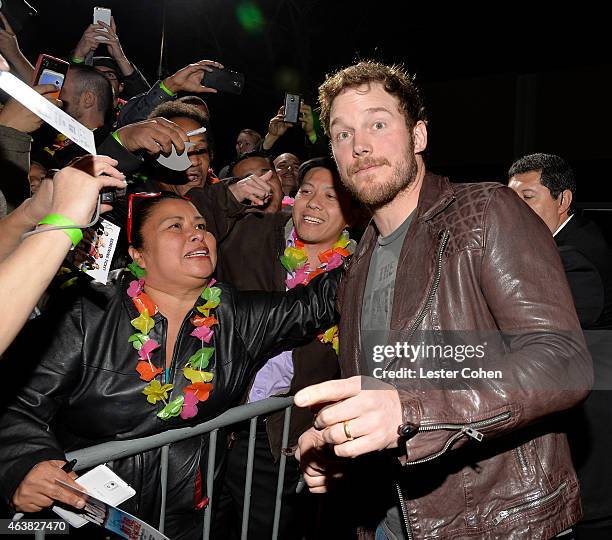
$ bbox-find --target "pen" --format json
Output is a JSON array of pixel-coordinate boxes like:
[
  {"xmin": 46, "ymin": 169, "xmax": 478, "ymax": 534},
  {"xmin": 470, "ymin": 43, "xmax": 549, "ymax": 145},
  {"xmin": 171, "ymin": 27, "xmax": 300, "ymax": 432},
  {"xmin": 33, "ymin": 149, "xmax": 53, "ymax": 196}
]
[{"xmin": 186, "ymin": 127, "xmax": 207, "ymax": 137}]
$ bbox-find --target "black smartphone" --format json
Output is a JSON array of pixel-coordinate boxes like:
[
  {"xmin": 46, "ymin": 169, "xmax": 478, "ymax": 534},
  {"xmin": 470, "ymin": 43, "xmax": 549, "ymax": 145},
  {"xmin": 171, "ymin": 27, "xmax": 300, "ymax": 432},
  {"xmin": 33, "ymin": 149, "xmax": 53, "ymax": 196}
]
[
  {"xmin": 201, "ymin": 66, "xmax": 245, "ymax": 95},
  {"xmin": 283, "ymin": 93, "xmax": 301, "ymax": 124}
]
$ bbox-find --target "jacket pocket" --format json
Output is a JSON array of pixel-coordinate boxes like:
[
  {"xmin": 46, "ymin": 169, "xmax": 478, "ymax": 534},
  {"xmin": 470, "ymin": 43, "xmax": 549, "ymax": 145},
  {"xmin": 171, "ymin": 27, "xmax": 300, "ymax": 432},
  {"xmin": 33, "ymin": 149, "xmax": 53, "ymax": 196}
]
[{"xmin": 491, "ymin": 481, "xmax": 567, "ymax": 526}]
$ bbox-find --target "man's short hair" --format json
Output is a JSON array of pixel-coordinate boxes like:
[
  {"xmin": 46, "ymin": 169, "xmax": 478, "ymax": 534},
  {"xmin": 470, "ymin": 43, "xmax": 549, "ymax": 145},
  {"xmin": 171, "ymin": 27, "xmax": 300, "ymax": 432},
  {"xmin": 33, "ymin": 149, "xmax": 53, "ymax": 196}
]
[
  {"xmin": 149, "ymin": 101, "xmax": 213, "ymax": 153},
  {"xmin": 176, "ymin": 95, "xmax": 210, "ymax": 117},
  {"xmin": 508, "ymin": 153, "xmax": 576, "ymax": 215},
  {"xmin": 318, "ymin": 60, "xmax": 427, "ymax": 136},
  {"xmin": 238, "ymin": 128, "xmax": 262, "ymax": 143},
  {"xmin": 229, "ymin": 150, "xmax": 272, "ymax": 177},
  {"xmin": 69, "ymin": 64, "xmax": 113, "ymax": 115},
  {"xmin": 297, "ymin": 157, "xmax": 340, "ymax": 188}
]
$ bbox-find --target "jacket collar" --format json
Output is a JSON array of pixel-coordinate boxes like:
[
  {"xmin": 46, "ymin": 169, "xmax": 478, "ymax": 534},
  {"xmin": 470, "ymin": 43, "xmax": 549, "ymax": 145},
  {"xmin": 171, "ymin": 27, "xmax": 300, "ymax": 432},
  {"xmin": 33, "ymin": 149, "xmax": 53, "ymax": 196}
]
[{"xmin": 353, "ymin": 171, "xmax": 455, "ymax": 263}]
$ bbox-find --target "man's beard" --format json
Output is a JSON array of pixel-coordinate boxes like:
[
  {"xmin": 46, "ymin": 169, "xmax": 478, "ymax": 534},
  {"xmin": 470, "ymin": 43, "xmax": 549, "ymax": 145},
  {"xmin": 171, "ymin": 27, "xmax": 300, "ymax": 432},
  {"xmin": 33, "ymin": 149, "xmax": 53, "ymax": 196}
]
[{"xmin": 340, "ymin": 143, "xmax": 418, "ymax": 208}]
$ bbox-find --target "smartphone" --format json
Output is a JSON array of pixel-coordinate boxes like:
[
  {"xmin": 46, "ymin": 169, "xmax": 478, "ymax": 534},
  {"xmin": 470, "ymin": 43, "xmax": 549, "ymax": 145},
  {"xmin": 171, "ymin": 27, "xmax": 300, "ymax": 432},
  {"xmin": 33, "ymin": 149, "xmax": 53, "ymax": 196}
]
[
  {"xmin": 93, "ymin": 6, "xmax": 111, "ymax": 41},
  {"xmin": 284, "ymin": 93, "xmax": 301, "ymax": 124},
  {"xmin": 53, "ymin": 464, "xmax": 135, "ymax": 528},
  {"xmin": 201, "ymin": 66, "xmax": 245, "ymax": 95},
  {"xmin": 32, "ymin": 54, "xmax": 70, "ymax": 99}
]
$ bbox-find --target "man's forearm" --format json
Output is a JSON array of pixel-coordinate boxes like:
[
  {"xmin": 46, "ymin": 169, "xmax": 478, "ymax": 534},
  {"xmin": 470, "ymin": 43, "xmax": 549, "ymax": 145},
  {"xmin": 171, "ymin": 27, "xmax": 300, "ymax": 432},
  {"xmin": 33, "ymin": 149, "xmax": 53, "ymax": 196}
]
[
  {"xmin": 5, "ymin": 51, "xmax": 34, "ymax": 82},
  {"xmin": 0, "ymin": 202, "xmax": 38, "ymax": 262},
  {"xmin": 115, "ymin": 55, "xmax": 135, "ymax": 77},
  {"xmin": 0, "ymin": 228, "xmax": 71, "ymax": 355}
]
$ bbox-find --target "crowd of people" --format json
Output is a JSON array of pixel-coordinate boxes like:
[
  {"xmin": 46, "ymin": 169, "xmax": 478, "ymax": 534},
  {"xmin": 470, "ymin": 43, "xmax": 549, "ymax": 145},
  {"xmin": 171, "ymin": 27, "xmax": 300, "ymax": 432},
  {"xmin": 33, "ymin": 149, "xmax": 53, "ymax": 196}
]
[{"xmin": 0, "ymin": 9, "xmax": 610, "ymax": 540}]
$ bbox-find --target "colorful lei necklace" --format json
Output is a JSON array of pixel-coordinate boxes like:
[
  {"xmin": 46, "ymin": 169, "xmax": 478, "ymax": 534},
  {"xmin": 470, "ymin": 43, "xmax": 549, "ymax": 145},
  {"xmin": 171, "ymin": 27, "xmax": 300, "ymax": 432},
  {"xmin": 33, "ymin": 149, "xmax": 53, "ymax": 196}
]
[
  {"xmin": 126, "ymin": 264, "xmax": 220, "ymax": 421},
  {"xmin": 280, "ymin": 229, "xmax": 354, "ymax": 354}
]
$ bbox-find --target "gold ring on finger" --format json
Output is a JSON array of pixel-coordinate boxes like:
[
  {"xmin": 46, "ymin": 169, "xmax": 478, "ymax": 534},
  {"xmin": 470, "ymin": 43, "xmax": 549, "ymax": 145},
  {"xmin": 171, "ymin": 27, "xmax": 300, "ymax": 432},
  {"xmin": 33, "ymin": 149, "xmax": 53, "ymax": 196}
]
[{"xmin": 343, "ymin": 420, "xmax": 354, "ymax": 441}]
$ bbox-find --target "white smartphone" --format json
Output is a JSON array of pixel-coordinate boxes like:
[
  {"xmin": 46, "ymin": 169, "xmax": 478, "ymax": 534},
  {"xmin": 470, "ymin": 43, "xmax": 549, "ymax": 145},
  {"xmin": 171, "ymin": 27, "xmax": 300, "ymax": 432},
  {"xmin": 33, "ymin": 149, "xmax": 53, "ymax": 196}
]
[
  {"xmin": 52, "ymin": 464, "xmax": 135, "ymax": 528},
  {"xmin": 93, "ymin": 6, "xmax": 111, "ymax": 41}
]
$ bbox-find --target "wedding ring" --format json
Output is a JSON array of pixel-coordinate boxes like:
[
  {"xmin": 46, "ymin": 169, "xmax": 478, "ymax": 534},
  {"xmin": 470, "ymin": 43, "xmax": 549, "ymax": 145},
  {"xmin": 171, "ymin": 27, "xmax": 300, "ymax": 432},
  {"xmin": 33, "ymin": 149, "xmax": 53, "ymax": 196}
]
[{"xmin": 343, "ymin": 420, "xmax": 354, "ymax": 441}]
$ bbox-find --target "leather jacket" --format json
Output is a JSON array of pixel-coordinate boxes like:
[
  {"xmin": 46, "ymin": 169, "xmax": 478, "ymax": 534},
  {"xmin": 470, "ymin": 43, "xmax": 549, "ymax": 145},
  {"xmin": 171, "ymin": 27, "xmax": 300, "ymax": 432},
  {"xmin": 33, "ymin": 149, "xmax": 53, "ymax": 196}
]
[
  {"xmin": 337, "ymin": 174, "xmax": 592, "ymax": 539},
  {"xmin": 0, "ymin": 270, "xmax": 338, "ymax": 537}
]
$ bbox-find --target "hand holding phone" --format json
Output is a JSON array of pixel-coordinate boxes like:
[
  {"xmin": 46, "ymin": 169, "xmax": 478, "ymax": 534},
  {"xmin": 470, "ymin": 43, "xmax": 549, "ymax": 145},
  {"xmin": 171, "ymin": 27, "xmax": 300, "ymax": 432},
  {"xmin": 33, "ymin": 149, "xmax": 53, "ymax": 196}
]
[
  {"xmin": 93, "ymin": 6, "xmax": 112, "ymax": 41},
  {"xmin": 32, "ymin": 54, "xmax": 69, "ymax": 99},
  {"xmin": 201, "ymin": 66, "xmax": 245, "ymax": 95}
]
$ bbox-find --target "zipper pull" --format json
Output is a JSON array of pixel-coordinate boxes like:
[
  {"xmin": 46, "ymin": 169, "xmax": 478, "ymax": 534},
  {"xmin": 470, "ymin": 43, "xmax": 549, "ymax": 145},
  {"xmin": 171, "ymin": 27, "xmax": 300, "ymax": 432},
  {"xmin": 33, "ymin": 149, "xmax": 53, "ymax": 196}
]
[
  {"xmin": 462, "ymin": 426, "xmax": 484, "ymax": 441},
  {"xmin": 493, "ymin": 510, "xmax": 509, "ymax": 525}
]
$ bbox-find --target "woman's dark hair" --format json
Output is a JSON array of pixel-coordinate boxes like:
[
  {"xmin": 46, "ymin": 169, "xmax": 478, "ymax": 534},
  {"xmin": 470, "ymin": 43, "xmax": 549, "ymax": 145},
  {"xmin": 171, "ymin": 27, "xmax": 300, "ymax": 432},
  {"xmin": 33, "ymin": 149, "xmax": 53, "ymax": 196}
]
[{"xmin": 129, "ymin": 192, "xmax": 188, "ymax": 249}]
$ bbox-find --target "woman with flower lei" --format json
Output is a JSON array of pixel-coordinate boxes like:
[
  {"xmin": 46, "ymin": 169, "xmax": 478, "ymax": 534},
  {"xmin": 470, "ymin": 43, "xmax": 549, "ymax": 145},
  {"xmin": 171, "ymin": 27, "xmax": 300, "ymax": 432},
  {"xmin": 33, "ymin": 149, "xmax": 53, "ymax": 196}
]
[{"xmin": 0, "ymin": 192, "xmax": 340, "ymax": 539}]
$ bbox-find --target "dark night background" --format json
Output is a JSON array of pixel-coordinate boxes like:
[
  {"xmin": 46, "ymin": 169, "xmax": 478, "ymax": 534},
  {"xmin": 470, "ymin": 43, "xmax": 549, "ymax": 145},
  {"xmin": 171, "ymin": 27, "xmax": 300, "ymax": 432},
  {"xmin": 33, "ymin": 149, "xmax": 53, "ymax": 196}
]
[{"xmin": 9, "ymin": 1, "xmax": 612, "ymax": 213}]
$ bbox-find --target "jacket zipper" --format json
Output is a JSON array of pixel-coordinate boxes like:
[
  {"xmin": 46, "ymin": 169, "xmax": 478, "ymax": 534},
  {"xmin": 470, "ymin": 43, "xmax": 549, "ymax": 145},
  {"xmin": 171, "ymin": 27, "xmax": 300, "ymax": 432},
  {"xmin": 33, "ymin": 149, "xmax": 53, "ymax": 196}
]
[
  {"xmin": 515, "ymin": 445, "xmax": 529, "ymax": 474},
  {"xmin": 395, "ymin": 480, "xmax": 413, "ymax": 540},
  {"xmin": 492, "ymin": 481, "xmax": 567, "ymax": 526},
  {"xmin": 382, "ymin": 230, "xmax": 450, "ymax": 373},
  {"xmin": 389, "ymin": 230, "xmax": 450, "ymax": 540},
  {"xmin": 404, "ymin": 411, "xmax": 511, "ymax": 466}
]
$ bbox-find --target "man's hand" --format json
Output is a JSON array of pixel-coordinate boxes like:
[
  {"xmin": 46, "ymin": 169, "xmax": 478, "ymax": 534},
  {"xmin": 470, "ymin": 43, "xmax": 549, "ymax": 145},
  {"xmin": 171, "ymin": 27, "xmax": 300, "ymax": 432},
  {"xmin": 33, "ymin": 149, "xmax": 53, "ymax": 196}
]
[
  {"xmin": 294, "ymin": 376, "xmax": 403, "ymax": 458},
  {"xmin": 96, "ymin": 18, "xmax": 134, "ymax": 77},
  {"xmin": 21, "ymin": 176, "xmax": 54, "ymax": 227},
  {"xmin": 262, "ymin": 106, "xmax": 291, "ymax": 150},
  {"xmin": 72, "ymin": 23, "xmax": 108, "ymax": 61},
  {"xmin": 0, "ymin": 13, "xmax": 20, "ymax": 61},
  {"xmin": 295, "ymin": 427, "xmax": 346, "ymax": 494},
  {"xmin": 228, "ymin": 170, "xmax": 273, "ymax": 206},
  {"xmin": 0, "ymin": 84, "xmax": 61, "ymax": 133},
  {"xmin": 163, "ymin": 60, "xmax": 224, "ymax": 94},
  {"xmin": 268, "ymin": 106, "xmax": 291, "ymax": 137},
  {"xmin": 115, "ymin": 117, "xmax": 189, "ymax": 155},
  {"xmin": 50, "ymin": 155, "xmax": 126, "ymax": 221},
  {"xmin": 300, "ymin": 103, "xmax": 316, "ymax": 138},
  {"xmin": 12, "ymin": 460, "xmax": 85, "ymax": 513},
  {"xmin": 0, "ymin": 52, "xmax": 8, "ymax": 72}
]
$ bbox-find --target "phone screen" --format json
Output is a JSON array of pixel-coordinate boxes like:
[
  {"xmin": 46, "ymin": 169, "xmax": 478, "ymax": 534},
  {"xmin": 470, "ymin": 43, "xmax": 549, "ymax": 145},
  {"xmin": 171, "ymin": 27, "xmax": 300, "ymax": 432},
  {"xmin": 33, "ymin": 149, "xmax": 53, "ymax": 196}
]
[{"xmin": 36, "ymin": 69, "xmax": 65, "ymax": 99}]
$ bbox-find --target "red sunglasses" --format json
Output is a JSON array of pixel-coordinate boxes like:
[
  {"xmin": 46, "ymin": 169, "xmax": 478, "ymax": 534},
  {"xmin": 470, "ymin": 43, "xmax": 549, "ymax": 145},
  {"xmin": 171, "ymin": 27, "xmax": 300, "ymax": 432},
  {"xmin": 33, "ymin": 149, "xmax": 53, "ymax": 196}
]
[{"xmin": 126, "ymin": 192, "xmax": 161, "ymax": 245}]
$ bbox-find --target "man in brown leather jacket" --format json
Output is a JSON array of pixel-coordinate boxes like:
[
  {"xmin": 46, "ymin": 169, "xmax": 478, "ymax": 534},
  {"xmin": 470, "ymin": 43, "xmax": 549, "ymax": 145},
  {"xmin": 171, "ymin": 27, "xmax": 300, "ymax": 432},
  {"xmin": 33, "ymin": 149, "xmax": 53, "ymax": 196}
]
[{"xmin": 294, "ymin": 61, "xmax": 592, "ymax": 539}]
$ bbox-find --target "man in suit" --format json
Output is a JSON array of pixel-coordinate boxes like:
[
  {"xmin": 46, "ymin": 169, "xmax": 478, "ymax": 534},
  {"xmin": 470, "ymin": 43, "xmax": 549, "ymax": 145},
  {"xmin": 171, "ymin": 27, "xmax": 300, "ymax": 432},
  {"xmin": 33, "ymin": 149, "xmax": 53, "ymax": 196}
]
[{"xmin": 509, "ymin": 153, "xmax": 612, "ymax": 539}]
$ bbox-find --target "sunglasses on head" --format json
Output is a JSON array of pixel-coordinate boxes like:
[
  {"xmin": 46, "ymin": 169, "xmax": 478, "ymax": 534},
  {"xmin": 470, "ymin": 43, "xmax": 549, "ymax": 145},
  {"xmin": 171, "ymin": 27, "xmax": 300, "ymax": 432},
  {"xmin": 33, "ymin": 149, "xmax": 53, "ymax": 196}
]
[{"xmin": 126, "ymin": 192, "xmax": 161, "ymax": 245}]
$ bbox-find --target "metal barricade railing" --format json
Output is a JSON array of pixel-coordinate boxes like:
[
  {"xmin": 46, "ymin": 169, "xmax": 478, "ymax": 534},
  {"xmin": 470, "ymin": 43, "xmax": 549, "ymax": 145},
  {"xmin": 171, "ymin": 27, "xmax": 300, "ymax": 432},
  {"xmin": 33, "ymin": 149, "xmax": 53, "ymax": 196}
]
[{"xmin": 57, "ymin": 396, "xmax": 296, "ymax": 540}]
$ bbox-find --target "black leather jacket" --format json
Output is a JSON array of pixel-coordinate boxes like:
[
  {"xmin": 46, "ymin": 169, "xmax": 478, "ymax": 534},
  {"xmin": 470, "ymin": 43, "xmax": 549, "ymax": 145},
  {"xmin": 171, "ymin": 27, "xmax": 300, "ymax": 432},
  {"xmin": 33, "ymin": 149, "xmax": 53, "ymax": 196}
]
[{"xmin": 0, "ymin": 270, "xmax": 338, "ymax": 536}]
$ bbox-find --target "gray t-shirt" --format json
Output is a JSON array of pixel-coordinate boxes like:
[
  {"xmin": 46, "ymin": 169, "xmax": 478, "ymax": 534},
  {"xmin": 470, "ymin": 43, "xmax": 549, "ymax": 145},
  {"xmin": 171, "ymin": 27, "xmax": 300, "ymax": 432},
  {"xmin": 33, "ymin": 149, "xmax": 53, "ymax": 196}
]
[
  {"xmin": 361, "ymin": 211, "xmax": 415, "ymax": 540},
  {"xmin": 361, "ymin": 211, "xmax": 414, "ymax": 375}
]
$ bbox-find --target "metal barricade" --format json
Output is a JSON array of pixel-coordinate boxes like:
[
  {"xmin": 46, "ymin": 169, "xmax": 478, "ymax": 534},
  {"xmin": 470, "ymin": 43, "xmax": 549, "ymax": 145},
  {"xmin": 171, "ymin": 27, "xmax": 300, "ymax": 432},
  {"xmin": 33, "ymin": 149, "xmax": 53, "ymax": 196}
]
[{"xmin": 54, "ymin": 396, "xmax": 296, "ymax": 540}]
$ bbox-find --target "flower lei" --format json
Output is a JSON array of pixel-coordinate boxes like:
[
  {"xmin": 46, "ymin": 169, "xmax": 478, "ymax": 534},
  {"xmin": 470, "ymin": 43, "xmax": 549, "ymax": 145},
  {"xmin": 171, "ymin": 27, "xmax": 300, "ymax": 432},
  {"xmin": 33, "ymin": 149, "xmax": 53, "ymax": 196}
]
[
  {"xmin": 280, "ymin": 229, "xmax": 354, "ymax": 354},
  {"xmin": 126, "ymin": 266, "xmax": 220, "ymax": 421}
]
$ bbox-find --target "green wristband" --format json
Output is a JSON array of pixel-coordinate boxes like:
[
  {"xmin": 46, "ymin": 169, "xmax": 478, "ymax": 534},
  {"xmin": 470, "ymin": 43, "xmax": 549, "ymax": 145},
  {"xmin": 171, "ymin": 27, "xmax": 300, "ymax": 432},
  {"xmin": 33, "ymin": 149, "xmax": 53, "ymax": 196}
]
[
  {"xmin": 70, "ymin": 56, "xmax": 85, "ymax": 64},
  {"xmin": 159, "ymin": 80, "xmax": 175, "ymax": 97},
  {"xmin": 111, "ymin": 130, "xmax": 124, "ymax": 147},
  {"xmin": 308, "ymin": 132, "xmax": 317, "ymax": 144},
  {"xmin": 37, "ymin": 214, "xmax": 84, "ymax": 247}
]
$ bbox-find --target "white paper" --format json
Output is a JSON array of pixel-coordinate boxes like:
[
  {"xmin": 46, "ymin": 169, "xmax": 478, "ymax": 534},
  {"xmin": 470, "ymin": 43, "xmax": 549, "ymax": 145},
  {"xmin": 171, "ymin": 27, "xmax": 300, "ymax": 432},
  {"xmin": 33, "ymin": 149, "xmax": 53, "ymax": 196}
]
[
  {"xmin": 75, "ymin": 218, "xmax": 121, "ymax": 284},
  {"xmin": 0, "ymin": 71, "xmax": 96, "ymax": 155}
]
